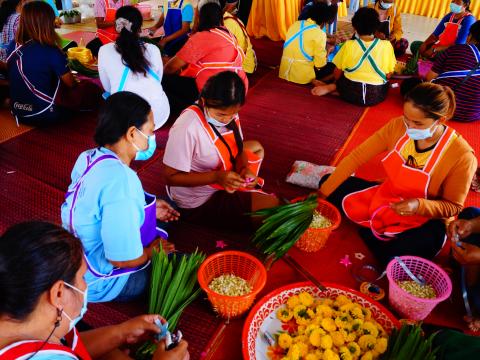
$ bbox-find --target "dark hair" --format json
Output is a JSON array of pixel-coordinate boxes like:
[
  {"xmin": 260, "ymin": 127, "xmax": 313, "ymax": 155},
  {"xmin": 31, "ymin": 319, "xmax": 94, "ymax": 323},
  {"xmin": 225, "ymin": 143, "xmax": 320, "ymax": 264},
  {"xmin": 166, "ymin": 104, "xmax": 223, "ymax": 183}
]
[
  {"xmin": 16, "ymin": 1, "xmax": 60, "ymax": 47},
  {"xmin": 469, "ymin": 20, "xmax": 480, "ymax": 43},
  {"xmin": 0, "ymin": 0, "xmax": 21, "ymax": 29},
  {"xmin": 94, "ymin": 91, "xmax": 152, "ymax": 146},
  {"xmin": 115, "ymin": 6, "xmax": 150, "ymax": 76},
  {"xmin": 400, "ymin": 77, "xmax": 423, "ymax": 97},
  {"xmin": 198, "ymin": 2, "xmax": 222, "ymax": 32},
  {"xmin": 200, "ymin": 71, "xmax": 246, "ymax": 108},
  {"xmin": 351, "ymin": 7, "xmax": 380, "ymax": 36},
  {"xmin": 404, "ymin": 82, "xmax": 456, "ymax": 120},
  {"xmin": 463, "ymin": 0, "xmax": 471, "ymax": 12},
  {"xmin": 306, "ymin": 2, "xmax": 337, "ymax": 26},
  {"xmin": 0, "ymin": 222, "xmax": 83, "ymax": 321}
]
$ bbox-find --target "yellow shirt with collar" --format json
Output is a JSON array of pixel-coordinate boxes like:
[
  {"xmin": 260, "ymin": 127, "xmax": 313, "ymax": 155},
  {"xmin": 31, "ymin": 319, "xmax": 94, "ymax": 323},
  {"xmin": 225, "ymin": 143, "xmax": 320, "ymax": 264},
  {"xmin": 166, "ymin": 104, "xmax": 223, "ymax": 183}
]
[
  {"xmin": 223, "ymin": 13, "xmax": 256, "ymax": 74},
  {"xmin": 279, "ymin": 19, "xmax": 327, "ymax": 85},
  {"xmin": 333, "ymin": 38, "xmax": 396, "ymax": 85}
]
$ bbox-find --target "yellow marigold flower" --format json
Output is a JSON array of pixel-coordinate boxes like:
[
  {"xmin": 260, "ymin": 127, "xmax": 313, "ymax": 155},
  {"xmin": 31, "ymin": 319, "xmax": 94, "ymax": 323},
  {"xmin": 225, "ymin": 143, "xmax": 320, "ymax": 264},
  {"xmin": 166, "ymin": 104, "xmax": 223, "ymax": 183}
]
[
  {"xmin": 362, "ymin": 307, "xmax": 372, "ymax": 321},
  {"xmin": 358, "ymin": 335, "xmax": 377, "ymax": 351},
  {"xmin": 362, "ymin": 321, "xmax": 378, "ymax": 337},
  {"xmin": 287, "ymin": 343, "xmax": 302, "ymax": 360},
  {"xmin": 321, "ymin": 318, "xmax": 337, "ymax": 332},
  {"xmin": 297, "ymin": 342, "xmax": 309, "ymax": 357},
  {"xmin": 335, "ymin": 316, "xmax": 352, "ymax": 331},
  {"xmin": 320, "ymin": 298, "xmax": 334, "ymax": 306},
  {"xmin": 339, "ymin": 346, "xmax": 353, "ymax": 360},
  {"xmin": 340, "ymin": 303, "xmax": 355, "ymax": 313},
  {"xmin": 316, "ymin": 304, "xmax": 334, "ymax": 318},
  {"xmin": 351, "ymin": 318, "xmax": 364, "ymax": 332},
  {"xmin": 340, "ymin": 329, "xmax": 357, "ymax": 342},
  {"xmin": 278, "ymin": 333, "xmax": 293, "ymax": 349},
  {"xmin": 288, "ymin": 295, "xmax": 301, "ymax": 309},
  {"xmin": 376, "ymin": 323, "xmax": 387, "ymax": 337},
  {"xmin": 309, "ymin": 328, "xmax": 323, "ymax": 347},
  {"xmin": 293, "ymin": 335, "xmax": 308, "ymax": 344},
  {"xmin": 323, "ymin": 349, "xmax": 340, "ymax": 360},
  {"xmin": 374, "ymin": 337, "xmax": 388, "ymax": 354},
  {"xmin": 299, "ymin": 291, "xmax": 315, "ymax": 307},
  {"xmin": 293, "ymin": 305, "xmax": 308, "ymax": 319},
  {"xmin": 349, "ymin": 306, "xmax": 364, "ymax": 320},
  {"xmin": 305, "ymin": 353, "xmax": 320, "ymax": 360},
  {"xmin": 277, "ymin": 308, "xmax": 294, "ymax": 322},
  {"xmin": 298, "ymin": 325, "xmax": 306, "ymax": 335},
  {"xmin": 320, "ymin": 334, "xmax": 333, "ymax": 350},
  {"xmin": 335, "ymin": 295, "xmax": 352, "ymax": 307},
  {"xmin": 331, "ymin": 331, "xmax": 345, "ymax": 347},
  {"xmin": 305, "ymin": 324, "xmax": 320, "ymax": 337},
  {"xmin": 360, "ymin": 351, "xmax": 374, "ymax": 360},
  {"xmin": 347, "ymin": 342, "xmax": 361, "ymax": 357}
]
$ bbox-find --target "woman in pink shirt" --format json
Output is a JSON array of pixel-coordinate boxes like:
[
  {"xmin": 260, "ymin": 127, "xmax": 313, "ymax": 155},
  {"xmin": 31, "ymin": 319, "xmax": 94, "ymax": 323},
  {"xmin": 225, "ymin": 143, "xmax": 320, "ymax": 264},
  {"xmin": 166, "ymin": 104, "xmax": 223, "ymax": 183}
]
[
  {"xmin": 162, "ymin": 0, "xmax": 247, "ymax": 115},
  {"xmin": 163, "ymin": 71, "xmax": 278, "ymax": 230}
]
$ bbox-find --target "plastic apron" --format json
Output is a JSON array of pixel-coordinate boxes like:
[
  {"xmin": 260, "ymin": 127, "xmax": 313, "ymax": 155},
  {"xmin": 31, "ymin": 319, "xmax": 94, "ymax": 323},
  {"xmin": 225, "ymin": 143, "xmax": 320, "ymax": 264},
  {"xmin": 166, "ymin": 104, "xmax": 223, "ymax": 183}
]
[
  {"xmin": 65, "ymin": 150, "xmax": 168, "ymax": 279},
  {"xmin": 181, "ymin": 28, "xmax": 245, "ymax": 79},
  {"xmin": 6, "ymin": 42, "xmax": 60, "ymax": 122},
  {"xmin": 435, "ymin": 13, "xmax": 470, "ymax": 48},
  {"xmin": 103, "ymin": 65, "xmax": 161, "ymax": 99},
  {"xmin": 164, "ymin": 0, "xmax": 189, "ymax": 54},
  {"xmin": 281, "ymin": 20, "xmax": 318, "ymax": 79},
  {"xmin": 96, "ymin": 0, "xmax": 124, "ymax": 45},
  {"xmin": 433, "ymin": 44, "xmax": 480, "ymax": 81},
  {"xmin": 342, "ymin": 126, "xmax": 456, "ymax": 240},
  {"xmin": 176, "ymin": 104, "xmax": 265, "ymax": 193},
  {"xmin": 0, "ymin": 328, "xmax": 92, "ymax": 360}
]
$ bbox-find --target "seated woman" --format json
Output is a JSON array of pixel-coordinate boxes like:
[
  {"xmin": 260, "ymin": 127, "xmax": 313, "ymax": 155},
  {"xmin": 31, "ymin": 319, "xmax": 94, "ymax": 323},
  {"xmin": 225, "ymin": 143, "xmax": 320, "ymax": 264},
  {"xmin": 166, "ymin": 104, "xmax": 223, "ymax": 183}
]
[
  {"xmin": 87, "ymin": 0, "xmax": 132, "ymax": 57},
  {"xmin": 411, "ymin": 0, "xmax": 476, "ymax": 59},
  {"xmin": 427, "ymin": 20, "xmax": 480, "ymax": 123},
  {"xmin": 221, "ymin": 0, "xmax": 257, "ymax": 74},
  {"xmin": 0, "ymin": 221, "xmax": 188, "ymax": 360},
  {"xmin": 0, "ymin": 0, "xmax": 21, "ymax": 63},
  {"xmin": 149, "ymin": 0, "xmax": 193, "ymax": 57},
  {"xmin": 319, "ymin": 83, "xmax": 477, "ymax": 265},
  {"xmin": 279, "ymin": 1, "xmax": 337, "ymax": 85},
  {"xmin": 43, "ymin": 0, "xmax": 77, "ymax": 50},
  {"xmin": 163, "ymin": 71, "xmax": 279, "ymax": 230},
  {"xmin": 162, "ymin": 0, "xmax": 247, "ymax": 115},
  {"xmin": 61, "ymin": 92, "xmax": 179, "ymax": 303},
  {"xmin": 369, "ymin": 0, "xmax": 408, "ymax": 57},
  {"xmin": 449, "ymin": 207, "xmax": 480, "ymax": 332},
  {"xmin": 5, "ymin": 1, "xmax": 101, "ymax": 126},
  {"xmin": 99, "ymin": 6, "xmax": 170, "ymax": 130},
  {"xmin": 311, "ymin": 7, "xmax": 396, "ymax": 106}
]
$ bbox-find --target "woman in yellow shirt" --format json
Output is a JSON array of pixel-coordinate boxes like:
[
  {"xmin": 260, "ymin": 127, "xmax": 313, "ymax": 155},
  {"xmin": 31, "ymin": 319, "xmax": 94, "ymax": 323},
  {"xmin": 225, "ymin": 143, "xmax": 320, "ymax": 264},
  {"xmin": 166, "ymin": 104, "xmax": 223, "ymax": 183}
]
[
  {"xmin": 221, "ymin": 0, "xmax": 256, "ymax": 74},
  {"xmin": 312, "ymin": 7, "xmax": 396, "ymax": 106},
  {"xmin": 279, "ymin": 2, "xmax": 337, "ymax": 84},
  {"xmin": 369, "ymin": 0, "xmax": 409, "ymax": 56}
]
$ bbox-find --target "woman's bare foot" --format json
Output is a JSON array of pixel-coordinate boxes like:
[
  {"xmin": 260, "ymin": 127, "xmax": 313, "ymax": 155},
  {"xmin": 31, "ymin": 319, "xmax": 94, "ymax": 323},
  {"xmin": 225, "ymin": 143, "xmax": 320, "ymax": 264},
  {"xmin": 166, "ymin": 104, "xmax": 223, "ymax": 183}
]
[
  {"xmin": 312, "ymin": 79, "xmax": 326, "ymax": 87},
  {"xmin": 311, "ymin": 85, "xmax": 335, "ymax": 96}
]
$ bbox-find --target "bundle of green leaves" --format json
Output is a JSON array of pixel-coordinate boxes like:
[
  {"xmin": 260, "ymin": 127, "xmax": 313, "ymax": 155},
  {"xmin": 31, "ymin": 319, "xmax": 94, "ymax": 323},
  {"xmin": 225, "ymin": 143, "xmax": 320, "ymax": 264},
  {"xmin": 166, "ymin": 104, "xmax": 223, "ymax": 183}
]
[{"xmin": 381, "ymin": 324, "xmax": 438, "ymax": 360}]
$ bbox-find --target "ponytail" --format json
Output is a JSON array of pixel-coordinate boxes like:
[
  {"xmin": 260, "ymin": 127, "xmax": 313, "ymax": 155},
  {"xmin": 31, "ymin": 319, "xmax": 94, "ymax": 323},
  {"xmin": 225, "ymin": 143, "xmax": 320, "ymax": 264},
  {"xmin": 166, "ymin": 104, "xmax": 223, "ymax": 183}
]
[
  {"xmin": 114, "ymin": 6, "xmax": 150, "ymax": 76},
  {"xmin": 404, "ymin": 82, "xmax": 456, "ymax": 121}
]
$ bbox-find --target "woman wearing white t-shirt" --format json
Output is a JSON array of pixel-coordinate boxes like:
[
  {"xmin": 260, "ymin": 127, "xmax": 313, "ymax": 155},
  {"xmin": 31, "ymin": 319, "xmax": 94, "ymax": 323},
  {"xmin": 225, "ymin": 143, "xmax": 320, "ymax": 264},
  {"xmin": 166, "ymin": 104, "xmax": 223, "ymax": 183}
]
[{"xmin": 98, "ymin": 6, "xmax": 170, "ymax": 130}]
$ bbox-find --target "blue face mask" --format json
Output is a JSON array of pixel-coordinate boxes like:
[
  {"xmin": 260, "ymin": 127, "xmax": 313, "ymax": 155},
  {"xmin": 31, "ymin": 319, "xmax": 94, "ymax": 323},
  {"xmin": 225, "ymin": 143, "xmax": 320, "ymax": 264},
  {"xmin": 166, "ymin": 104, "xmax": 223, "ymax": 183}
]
[
  {"xmin": 63, "ymin": 282, "xmax": 88, "ymax": 332},
  {"xmin": 450, "ymin": 2, "xmax": 464, "ymax": 14},
  {"xmin": 380, "ymin": 1, "xmax": 393, "ymax": 10},
  {"xmin": 405, "ymin": 120, "xmax": 438, "ymax": 141},
  {"xmin": 205, "ymin": 108, "xmax": 234, "ymax": 128},
  {"xmin": 133, "ymin": 128, "xmax": 156, "ymax": 161}
]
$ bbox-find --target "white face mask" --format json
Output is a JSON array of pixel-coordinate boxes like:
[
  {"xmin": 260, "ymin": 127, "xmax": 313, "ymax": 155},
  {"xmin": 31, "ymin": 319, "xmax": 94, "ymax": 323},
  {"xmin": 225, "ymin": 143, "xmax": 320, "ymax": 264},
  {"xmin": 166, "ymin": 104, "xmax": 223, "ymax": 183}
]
[
  {"xmin": 62, "ymin": 282, "xmax": 88, "ymax": 332},
  {"xmin": 380, "ymin": 1, "xmax": 394, "ymax": 9},
  {"xmin": 404, "ymin": 120, "xmax": 438, "ymax": 141},
  {"xmin": 205, "ymin": 108, "xmax": 235, "ymax": 127}
]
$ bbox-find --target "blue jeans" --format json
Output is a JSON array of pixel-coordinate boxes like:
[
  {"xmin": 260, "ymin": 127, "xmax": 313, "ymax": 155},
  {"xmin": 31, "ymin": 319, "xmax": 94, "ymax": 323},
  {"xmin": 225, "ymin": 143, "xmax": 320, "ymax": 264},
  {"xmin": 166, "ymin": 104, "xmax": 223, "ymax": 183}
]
[{"xmin": 114, "ymin": 267, "xmax": 150, "ymax": 302}]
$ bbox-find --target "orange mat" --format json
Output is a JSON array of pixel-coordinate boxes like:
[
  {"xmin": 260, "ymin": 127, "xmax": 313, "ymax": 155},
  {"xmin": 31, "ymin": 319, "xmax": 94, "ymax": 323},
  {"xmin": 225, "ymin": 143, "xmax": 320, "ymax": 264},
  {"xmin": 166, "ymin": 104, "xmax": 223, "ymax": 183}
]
[{"xmin": 0, "ymin": 108, "xmax": 33, "ymax": 144}]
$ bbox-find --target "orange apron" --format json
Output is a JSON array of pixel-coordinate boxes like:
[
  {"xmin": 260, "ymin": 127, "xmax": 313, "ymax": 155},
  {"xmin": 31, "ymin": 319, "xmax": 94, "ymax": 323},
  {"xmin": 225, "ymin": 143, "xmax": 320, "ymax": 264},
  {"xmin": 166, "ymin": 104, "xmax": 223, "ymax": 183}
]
[
  {"xmin": 187, "ymin": 104, "xmax": 264, "ymax": 192},
  {"xmin": 96, "ymin": 0, "xmax": 124, "ymax": 45},
  {"xmin": 342, "ymin": 126, "xmax": 456, "ymax": 241},
  {"xmin": 435, "ymin": 13, "xmax": 470, "ymax": 48}
]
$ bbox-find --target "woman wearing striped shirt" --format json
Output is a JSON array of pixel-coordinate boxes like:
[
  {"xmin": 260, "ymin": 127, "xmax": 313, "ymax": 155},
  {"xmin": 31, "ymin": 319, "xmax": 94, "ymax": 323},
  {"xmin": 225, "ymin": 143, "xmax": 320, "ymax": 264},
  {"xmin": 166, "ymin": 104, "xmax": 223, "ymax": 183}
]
[{"xmin": 427, "ymin": 20, "xmax": 480, "ymax": 123}]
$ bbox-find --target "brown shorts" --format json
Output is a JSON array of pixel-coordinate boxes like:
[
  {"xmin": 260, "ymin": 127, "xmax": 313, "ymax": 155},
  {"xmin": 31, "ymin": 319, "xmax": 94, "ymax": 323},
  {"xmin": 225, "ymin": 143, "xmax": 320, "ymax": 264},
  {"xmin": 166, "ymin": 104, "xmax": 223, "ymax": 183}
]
[{"xmin": 179, "ymin": 190, "xmax": 253, "ymax": 231}]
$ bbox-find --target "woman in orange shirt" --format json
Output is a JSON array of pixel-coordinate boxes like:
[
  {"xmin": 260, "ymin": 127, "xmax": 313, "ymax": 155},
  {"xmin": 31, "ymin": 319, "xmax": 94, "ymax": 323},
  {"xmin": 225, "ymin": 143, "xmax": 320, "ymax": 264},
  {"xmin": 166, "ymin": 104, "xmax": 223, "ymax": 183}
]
[{"xmin": 319, "ymin": 83, "xmax": 477, "ymax": 265}]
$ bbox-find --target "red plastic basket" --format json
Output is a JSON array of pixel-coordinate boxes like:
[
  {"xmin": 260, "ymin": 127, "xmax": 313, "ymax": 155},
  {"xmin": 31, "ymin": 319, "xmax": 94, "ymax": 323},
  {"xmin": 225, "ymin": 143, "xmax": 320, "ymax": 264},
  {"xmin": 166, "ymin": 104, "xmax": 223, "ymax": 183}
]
[
  {"xmin": 198, "ymin": 251, "xmax": 267, "ymax": 319},
  {"xmin": 295, "ymin": 199, "xmax": 341, "ymax": 252}
]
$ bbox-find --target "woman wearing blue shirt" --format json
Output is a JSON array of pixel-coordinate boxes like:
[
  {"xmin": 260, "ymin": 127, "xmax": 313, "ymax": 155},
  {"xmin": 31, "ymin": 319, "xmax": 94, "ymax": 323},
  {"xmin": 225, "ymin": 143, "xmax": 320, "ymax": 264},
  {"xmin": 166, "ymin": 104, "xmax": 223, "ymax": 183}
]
[
  {"xmin": 411, "ymin": 0, "xmax": 476, "ymax": 58},
  {"xmin": 61, "ymin": 92, "xmax": 179, "ymax": 303}
]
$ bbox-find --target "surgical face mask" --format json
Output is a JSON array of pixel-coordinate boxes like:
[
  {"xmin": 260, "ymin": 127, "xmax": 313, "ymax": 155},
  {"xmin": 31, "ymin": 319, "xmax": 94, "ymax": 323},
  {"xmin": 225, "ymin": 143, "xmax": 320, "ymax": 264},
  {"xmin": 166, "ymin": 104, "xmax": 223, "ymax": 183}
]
[
  {"xmin": 62, "ymin": 282, "xmax": 88, "ymax": 332},
  {"xmin": 450, "ymin": 2, "xmax": 464, "ymax": 14},
  {"xmin": 133, "ymin": 128, "xmax": 156, "ymax": 161},
  {"xmin": 404, "ymin": 120, "xmax": 438, "ymax": 141},
  {"xmin": 205, "ymin": 108, "xmax": 234, "ymax": 127},
  {"xmin": 380, "ymin": 1, "xmax": 393, "ymax": 10}
]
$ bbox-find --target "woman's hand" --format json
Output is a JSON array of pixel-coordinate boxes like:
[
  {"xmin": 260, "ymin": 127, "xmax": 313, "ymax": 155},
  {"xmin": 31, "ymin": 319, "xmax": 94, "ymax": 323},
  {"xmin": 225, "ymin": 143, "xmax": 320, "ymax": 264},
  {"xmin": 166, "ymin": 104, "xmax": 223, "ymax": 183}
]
[
  {"xmin": 448, "ymin": 219, "xmax": 475, "ymax": 241},
  {"xmin": 153, "ymin": 339, "xmax": 189, "ymax": 360},
  {"xmin": 390, "ymin": 199, "xmax": 419, "ymax": 216},
  {"xmin": 159, "ymin": 37, "xmax": 168, "ymax": 49},
  {"xmin": 452, "ymin": 241, "xmax": 480, "ymax": 265},
  {"xmin": 118, "ymin": 315, "xmax": 164, "ymax": 344},
  {"xmin": 156, "ymin": 199, "xmax": 180, "ymax": 222},
  {"xmin": 146, "ymin": 238, "xmax": 175, "ymax": 258},
  {"xmin": 215, "ymin": 171, "xmax": 245, "ymax": 193},
  {"xmin": 239, "ymin": 168, "xmax": 258, "ymax": 189}
]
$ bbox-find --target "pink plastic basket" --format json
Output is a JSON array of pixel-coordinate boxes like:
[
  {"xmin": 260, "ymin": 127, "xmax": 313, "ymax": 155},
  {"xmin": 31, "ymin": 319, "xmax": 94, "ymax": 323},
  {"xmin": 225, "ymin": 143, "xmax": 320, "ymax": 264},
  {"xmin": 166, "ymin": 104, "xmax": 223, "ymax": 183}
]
[
  {"xmin": 417, "ymin": 59, "xmax": 434, "ymax": 79},
  {"xmin": 386, "ymin": 256, "xmax": 452, "ymax": 320}
]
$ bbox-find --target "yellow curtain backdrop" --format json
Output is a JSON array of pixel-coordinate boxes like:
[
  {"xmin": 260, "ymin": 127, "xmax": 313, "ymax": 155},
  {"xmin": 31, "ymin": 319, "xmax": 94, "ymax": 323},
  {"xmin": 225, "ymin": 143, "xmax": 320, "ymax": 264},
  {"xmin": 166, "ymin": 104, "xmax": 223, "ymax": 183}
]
[{"xmin": 396, "ymin": 0, "xmax": 480, "ymax": 19}]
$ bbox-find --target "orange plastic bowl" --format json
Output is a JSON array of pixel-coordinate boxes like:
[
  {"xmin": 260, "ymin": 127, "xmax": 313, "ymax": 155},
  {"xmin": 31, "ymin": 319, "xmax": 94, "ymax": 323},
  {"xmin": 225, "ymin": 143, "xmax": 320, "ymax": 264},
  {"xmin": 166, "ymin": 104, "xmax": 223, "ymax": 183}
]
[
  {"xmin": 295, "ymin": 199, "xmax": 341, "ymax": 252},
  {"xmin": 198, "ymin": 251, "xmax": 267, "ymax": 319}
]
